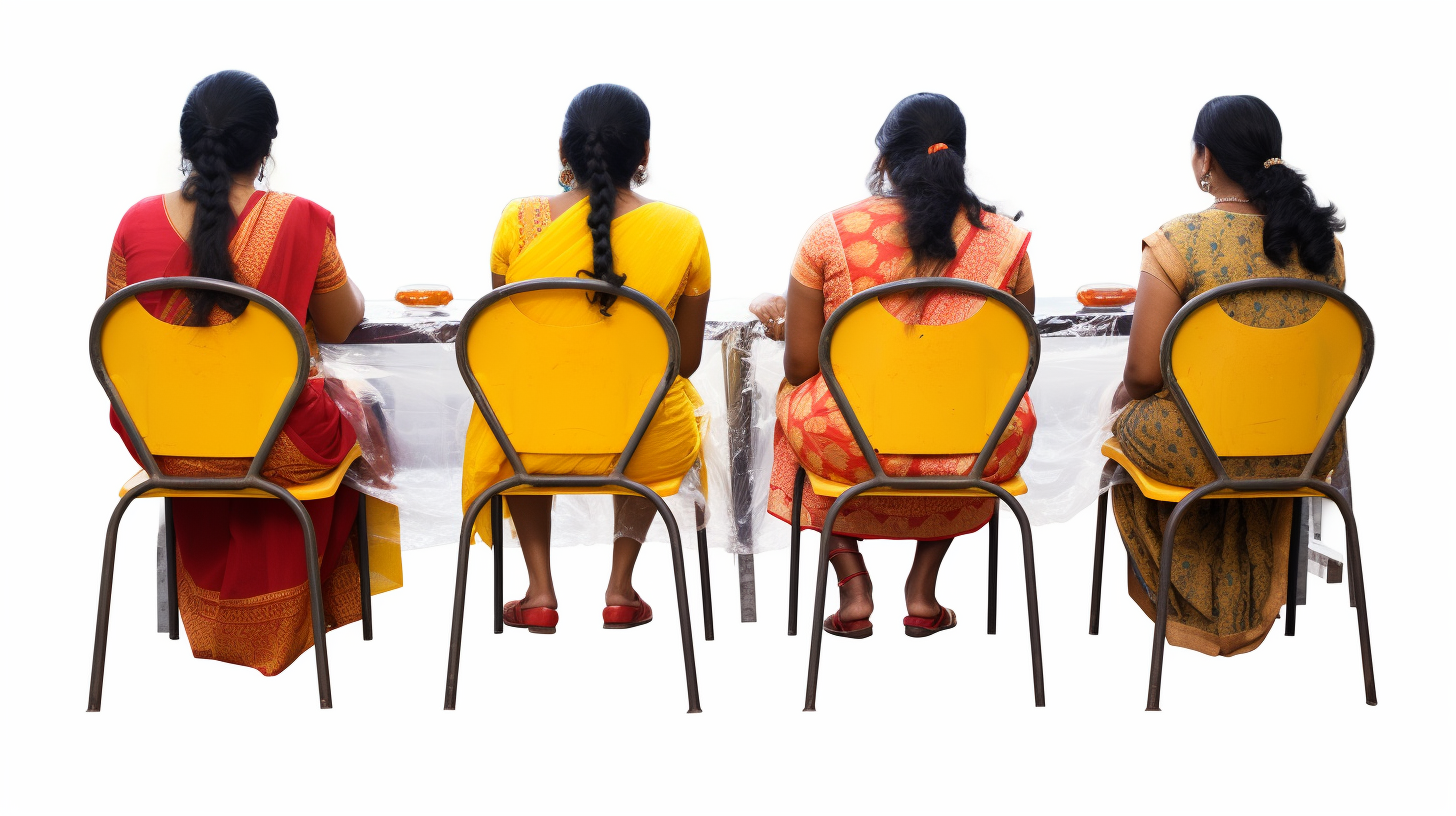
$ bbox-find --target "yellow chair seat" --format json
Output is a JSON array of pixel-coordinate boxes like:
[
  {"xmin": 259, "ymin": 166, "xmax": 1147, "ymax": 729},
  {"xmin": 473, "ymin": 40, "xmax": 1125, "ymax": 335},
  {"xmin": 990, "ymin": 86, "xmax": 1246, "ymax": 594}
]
[
  {"xmin": 1101, "ymin": 438, "xmax": 1325, "ymax": 502},
  {"xmin": 120, "ymin": 443, "xmax": 363, "ymax": 501},
  {"xmin": 492, "ymin": 456, "xmax": 704, "ymax": 500},
  {"xmin": 805, "ymin": 468, "xmax": 1027, "ymax": 499}
]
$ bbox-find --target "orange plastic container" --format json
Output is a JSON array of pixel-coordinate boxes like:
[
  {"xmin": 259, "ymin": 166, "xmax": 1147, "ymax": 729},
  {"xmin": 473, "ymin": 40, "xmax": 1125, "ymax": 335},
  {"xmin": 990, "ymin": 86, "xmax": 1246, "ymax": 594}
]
[
  {"xmin": 1076, "ymin": 283, "xmax": 1136, "ymax": 308},
  {"xmin": 395, "ymin": 285, "xmax": 454, "ymax": 308}
]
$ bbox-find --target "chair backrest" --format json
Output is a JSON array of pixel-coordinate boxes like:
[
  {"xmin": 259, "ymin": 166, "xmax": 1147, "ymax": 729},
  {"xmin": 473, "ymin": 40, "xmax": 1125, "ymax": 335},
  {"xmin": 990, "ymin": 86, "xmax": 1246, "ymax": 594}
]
[
  {"xmin": 819, "ymin": 278, "xmax": 1039, "ymax": 481},
  {"xmin": 91, "ymin": 278, "xmax": 309, "ymax": 479},
  {"xmin": 456, "ymin": 278, "xmax": 680, "ymax": 478},
  {"xmin": 1162, "ymin": 278, "xmax": 1373, "ymax": 481}
]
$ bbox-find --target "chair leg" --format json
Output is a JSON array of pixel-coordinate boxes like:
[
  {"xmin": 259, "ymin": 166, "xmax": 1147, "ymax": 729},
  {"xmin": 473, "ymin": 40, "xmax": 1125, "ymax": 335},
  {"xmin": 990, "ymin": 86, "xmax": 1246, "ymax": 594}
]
[
  {"xmin": 788, "ymin": 467, "xmax": 805, "ymax": 636},
  {"xmin": 1285, "ymin": 499, "xmax": 1300, "ymax": 637},
  {"xmin": 1146, "ymin": 498, "xmax": 1194, "ymax": 711},
  {"xmin": 1328, "ymin": 492, "xmax": 1377, "ymax": 705},
  {"xmin": 492, "ymin": 497, "xmax": 504, "ymax": 635},
  {"xmin": 987, "ymin": 502, "xmax": 999, "ymax": 635},
  {"xmin": 445, "ymin": 493, "xmax": 490, "ymax": 710},
  {"xmin": 88, "ymin": 492, "xmax": 140, "ymax": 712},
  {"xmin": 277, "ymin": 493, "xmax": 332, "ymax": 709},
  {"xmin": 1003, "ymin": 497, "xmax": 1045, "ymax": 707},
  {"xmin": 696, "ymin": 506, "xmax": 714, "ymax": 642},
  {"xmin": 356, "ymin": 494, "xmax": 373, "ymax": 641},
  {"xmin": 1089, "ymin": 489, "xmax": 1108, "ymax": 636},
  {"xmin": 630, "ymin": 485, "xmax": 701, "ymax": 713},
  {"xmin": 804, "ymin": 492, "xmax": 850, "ymax": 712},
  {"xmin": 164, "ymin": 498, "xmax": 179, "ymax": 641}
]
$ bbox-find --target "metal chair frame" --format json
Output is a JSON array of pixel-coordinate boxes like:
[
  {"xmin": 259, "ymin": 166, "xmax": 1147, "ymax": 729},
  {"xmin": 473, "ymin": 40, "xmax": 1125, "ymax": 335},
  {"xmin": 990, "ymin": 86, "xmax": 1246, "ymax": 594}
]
[
  {"xmin": 798, "ymin": 278, "xmax": 1045, "ymax": 710},
  {"xmin": 88, "ymin": 277, "xmax": 372, "ymax": 711},
  {"xmin": 444, "ymin": 278, "xmax": 706, "ymax": 714},
  {"xmin": 789, "ymin": 476, "xmax": 1002, "ymax": 636},
  {"xmin": 1085, "ymin": 278, "xmax": 1376, "ymax": 710}
]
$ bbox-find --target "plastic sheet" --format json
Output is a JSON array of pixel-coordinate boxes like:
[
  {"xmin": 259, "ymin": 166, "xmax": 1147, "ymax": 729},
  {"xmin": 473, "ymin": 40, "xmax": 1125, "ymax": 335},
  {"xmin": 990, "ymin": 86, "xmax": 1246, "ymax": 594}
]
[
  {"xmin": 1020, "ymin": 336, "xmax": 1127, "ymax": 524},
  {"xmin": 322, "ymin": 301, "xmax": 1133, "ymax": 552}
]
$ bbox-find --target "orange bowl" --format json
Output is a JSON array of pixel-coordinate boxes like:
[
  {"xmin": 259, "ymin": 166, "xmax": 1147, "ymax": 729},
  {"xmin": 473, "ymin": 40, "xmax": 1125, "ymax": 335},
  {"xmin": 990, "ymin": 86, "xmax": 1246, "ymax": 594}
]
[
  {"xmin": 1076, "ymin": 283, "xmax": 1136, "ymax": 308},
  {"xmin": 395, "ymin": 285, "xmax": 454, "ymax": 308}
]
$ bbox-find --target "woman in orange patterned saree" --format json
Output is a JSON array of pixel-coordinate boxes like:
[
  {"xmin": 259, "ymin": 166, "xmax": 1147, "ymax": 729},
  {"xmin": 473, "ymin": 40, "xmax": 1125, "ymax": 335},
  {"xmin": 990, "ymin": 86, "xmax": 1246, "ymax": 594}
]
[
  {"xmin": 767, "ymin": 93, "xmax": 1036, "ymax": 638},
  {"xmin": 106, "ymin": 71, "xmax": 368, "ymax": 675}
]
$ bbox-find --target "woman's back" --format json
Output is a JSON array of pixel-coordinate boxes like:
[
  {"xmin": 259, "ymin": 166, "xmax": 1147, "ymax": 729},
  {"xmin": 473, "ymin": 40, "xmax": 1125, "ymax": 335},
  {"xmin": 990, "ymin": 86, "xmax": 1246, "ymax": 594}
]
[{"xmin": 490, "ymin": 195, "xmax": 710, "ymax": 322}]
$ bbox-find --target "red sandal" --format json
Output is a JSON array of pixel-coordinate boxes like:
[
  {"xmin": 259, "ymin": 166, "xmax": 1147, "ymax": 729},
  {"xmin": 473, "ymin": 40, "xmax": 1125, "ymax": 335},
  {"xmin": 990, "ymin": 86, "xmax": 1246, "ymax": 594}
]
[
  {"xmin": 603, "ymin": 597, "xmax": 653, "ymax": 629},
  {"xmin": 822, "ymin": 548, "xmax": 873, "ymax": 639},
  {"xmin": 903, "ymin": 606, "xmax": 957, "ymax": 638},
  {"xmin": 503, "ymin": 600, "xmax": 559, "ymax": 634}
]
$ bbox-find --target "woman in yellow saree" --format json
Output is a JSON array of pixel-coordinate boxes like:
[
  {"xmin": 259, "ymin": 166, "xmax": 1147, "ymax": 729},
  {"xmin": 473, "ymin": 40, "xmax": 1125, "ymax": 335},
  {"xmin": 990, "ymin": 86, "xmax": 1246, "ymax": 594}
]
[{"xmin": 461, "ymin": 84, "xmax": 710, "ymax": 633}]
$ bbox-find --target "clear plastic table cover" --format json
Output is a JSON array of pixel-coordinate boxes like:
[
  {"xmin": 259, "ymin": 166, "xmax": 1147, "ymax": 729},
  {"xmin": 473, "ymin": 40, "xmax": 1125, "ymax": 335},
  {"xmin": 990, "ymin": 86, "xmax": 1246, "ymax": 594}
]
[{"xmin": 321, "ymin": 301, "xmax": 1129, "ymax": 553}]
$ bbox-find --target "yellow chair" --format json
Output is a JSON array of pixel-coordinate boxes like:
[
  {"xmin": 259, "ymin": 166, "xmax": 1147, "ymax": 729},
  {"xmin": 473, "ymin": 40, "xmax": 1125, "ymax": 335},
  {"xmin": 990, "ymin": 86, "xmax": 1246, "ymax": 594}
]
[
  {"xmin": 89, "ymin": 278, "xmax": 367, "ymax": 711},
  {"xmin": 1086, "ymin": 278, "xmax": 1376, "ymax": 710},
  {"xmin": 797, "ymin": 278, "xmax": 1045, "ymax": 710},
  {"xmin": 444, "ymin": 278, "xmax": 706, "ymax": 713}
]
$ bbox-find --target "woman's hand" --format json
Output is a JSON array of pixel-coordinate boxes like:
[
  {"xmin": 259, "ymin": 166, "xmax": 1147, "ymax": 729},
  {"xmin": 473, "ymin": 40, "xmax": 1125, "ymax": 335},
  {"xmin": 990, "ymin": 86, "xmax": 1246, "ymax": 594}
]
[{"xmin": 749, "ymin": 292, "xmax": 787, "ymax": 340}]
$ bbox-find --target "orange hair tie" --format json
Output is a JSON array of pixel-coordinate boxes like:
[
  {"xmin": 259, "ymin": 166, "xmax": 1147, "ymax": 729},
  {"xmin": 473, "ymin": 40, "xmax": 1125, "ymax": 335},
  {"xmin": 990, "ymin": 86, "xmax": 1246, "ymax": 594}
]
[{"xmin": 927, "ymin": 143, "xmax": 949, "ymax": 154}]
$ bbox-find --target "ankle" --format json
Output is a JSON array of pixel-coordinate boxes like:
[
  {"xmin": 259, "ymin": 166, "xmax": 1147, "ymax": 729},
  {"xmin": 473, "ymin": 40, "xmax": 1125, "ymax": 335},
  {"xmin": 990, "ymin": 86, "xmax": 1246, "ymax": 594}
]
[
  {"xmin": 905, "ymin": 596, "xmax": 941, "ymax": 619},
  {"xmin": 521, "ymin": 588, "xmax": 557, "ymax": 609},
  {"xmin": 605, "ymin": 586, "xmax": 640, "ymax": 607}
]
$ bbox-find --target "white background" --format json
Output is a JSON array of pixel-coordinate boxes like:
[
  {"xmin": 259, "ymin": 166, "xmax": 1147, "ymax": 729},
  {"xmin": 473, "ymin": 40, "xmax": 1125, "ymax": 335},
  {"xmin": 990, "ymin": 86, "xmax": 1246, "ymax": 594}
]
[{"xmin": 1, "ymin": 1, "xmax": 1452, "ymax": 813}]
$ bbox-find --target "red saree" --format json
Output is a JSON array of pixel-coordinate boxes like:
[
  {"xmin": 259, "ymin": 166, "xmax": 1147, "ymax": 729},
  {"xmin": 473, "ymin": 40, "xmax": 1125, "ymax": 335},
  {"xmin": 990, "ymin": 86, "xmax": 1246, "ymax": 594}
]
[
  {"xmin": 767, "ymin": 198, "xmax": 1037, "ymax": 540},
  {"xmin": 107, "ymin": 190, "xmax": 361, "ymax": 675}
]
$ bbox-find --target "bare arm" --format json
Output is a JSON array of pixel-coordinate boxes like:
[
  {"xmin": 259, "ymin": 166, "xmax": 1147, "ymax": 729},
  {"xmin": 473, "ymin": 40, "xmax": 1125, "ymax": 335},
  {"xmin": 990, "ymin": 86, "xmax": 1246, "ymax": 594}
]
[
  {"xmin": 309, "ymin": 278, "xmax": 365, "ymax": 344},
  {"xmin": 492, "ymin": 273, "xmax": 506, "ymax": 289},
  {"xmin": 784, "ymin": 278, "xmax": 826, "ymax": 385},
  {"xmin": 1015, "ymin": 285, "xmax": 1035, "ymax": 315},
  {"xmin": 673, "ymin": 291, "xmax": 710, "ymax": 378},
  {"xmin": 1120, "ymin": 272, "xmax": 1183, "ymax": 400}
]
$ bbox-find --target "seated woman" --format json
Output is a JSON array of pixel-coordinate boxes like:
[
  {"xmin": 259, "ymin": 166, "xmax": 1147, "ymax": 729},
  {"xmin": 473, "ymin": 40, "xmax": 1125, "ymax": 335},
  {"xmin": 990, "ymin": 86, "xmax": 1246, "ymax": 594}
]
[
  {"xmin": 106, "ymin": 71, "xmax": 368, "ymax": 675},
  {"xmin": 1111, "ymin": 95, "xmax": 1347, "ymax": 656},
  {"xmin": 767, "ymin": 93, "xmax": 1037, "ymax": 638},
  {"xmin": 462, "ymin": 84, "xmax": 710, "ymax": 633}
]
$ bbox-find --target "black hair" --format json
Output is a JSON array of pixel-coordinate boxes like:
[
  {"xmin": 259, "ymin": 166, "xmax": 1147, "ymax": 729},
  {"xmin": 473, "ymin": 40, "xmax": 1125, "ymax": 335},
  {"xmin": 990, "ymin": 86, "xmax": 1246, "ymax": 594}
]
[
  {"xmin": 1193, "ymin": 95, "xmax": 1345, "ymax": 275},
  {"xmin": 560, "ymin": 84, "xmax": 650, "ymax": 315},
  {"xmin": 177, "ymin": 70, "xmax": 278, "ymax": 323},
  {"xmin": 868, "ymin": 93, "xmax": 1000, "ymax": 277}
]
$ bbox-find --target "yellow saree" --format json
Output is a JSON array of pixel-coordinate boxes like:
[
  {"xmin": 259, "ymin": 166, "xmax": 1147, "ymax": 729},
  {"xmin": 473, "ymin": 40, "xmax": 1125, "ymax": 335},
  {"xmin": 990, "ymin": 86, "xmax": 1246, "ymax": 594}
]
[{"xmin": 461, "ymin": 196, "xmax": 711, "ymax": 544}]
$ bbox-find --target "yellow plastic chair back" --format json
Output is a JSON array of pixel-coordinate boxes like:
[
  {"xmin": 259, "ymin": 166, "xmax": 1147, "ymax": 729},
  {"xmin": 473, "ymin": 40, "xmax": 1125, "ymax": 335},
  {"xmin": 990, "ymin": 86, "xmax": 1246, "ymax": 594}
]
[
  {"xmin": 99, "ymin": 296, "xmax": 300, "ymax": 458},
  {"xmin": 830, "ymin": 294, "xmax": 1029, "ymax": 455},
  {"xmin": 1170, "ymin": 294, "xmax": 1362, "ymax": 458},
  {"xmin": 464, "ymin": 291, "xmax": 669, "ymax": 456}
]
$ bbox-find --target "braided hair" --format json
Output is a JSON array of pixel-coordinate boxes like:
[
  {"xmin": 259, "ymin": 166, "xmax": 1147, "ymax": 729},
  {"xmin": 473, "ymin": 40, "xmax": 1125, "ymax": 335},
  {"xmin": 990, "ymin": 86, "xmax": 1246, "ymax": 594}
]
[
  {"xmin": 868, "ymin": 93, "xmax": 1001, "ymax": 278},
  {"xmin": 177, "ymin": 70, "xmax": 278, "ymax": 323},
  {"xmin": 1193, "ymin": 95, "xmax": 1345, "ymax": 275},
  {"xmin": 560, "ymin": 84, "xmax": 650, "ymax": 315}
]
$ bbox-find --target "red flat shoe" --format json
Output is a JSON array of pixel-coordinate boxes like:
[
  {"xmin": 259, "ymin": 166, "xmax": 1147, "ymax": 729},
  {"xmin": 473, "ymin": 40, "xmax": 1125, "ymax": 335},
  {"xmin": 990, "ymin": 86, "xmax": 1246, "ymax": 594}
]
[
  {"xmin": 603, "ymin": 598, "xmax": 653, "ymax": 629},
  {"xmin": 904, "ymin": 606, "xmax": 957, "ymax": 638},
  {"xmin": 503, "ymin": 600, "xmax": 558, "ymax": 634},
  {"xmin": 823, "ymin": 612, "xmax": 873, "ymax": 639}
]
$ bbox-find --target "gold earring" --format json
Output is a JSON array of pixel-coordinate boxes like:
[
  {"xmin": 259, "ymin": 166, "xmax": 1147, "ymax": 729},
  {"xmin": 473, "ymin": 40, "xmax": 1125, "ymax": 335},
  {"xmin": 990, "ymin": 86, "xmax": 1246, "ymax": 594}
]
[
  {"xmin": 632, "ymin": 165, "xmax": 648, "ymax": 187},
  {"xmin": 1199, "ymin": 172, "xmax": 1212, "ymax": 194},
  {"xmin": 558, "ymin": 164, "xmax": 575, "ymax": 191}
]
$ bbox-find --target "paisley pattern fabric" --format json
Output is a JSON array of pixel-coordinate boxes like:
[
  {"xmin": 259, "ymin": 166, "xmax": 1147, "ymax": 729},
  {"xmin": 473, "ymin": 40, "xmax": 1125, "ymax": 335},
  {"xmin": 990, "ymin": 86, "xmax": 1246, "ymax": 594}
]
[
  {"xmin": 1113, "ymin": 209, "xmax": 1346, "ymax": 656},
  {"xmin": 768, "ymin": 198, "xmax": 1036, "ymax": 539}
]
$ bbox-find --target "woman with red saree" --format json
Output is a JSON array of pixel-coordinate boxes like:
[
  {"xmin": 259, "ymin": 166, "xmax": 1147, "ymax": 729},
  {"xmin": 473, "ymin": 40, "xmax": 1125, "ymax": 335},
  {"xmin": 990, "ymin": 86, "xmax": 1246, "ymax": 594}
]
[
  {"xmin": 766, "ymin": 93, "xmax": 1037, "ymax": 638},
  {"xmin": 105, "ymin": 71, "xmax": 368, "ymax": 675}
]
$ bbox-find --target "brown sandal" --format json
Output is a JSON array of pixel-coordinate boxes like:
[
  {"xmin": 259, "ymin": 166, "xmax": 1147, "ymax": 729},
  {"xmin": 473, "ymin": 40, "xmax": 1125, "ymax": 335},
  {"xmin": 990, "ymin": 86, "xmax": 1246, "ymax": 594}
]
[
  {"xmin": 903, "ymin": 606, "xmax": 957, "ymax": 638},
  {"xmin": 822, "ymin": 548, "xmax": 873, "ymax": 638}
]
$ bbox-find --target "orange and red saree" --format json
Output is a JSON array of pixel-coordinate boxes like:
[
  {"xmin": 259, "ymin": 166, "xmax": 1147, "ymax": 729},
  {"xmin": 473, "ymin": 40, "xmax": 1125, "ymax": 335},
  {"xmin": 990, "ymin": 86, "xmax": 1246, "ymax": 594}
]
[
  {"xmin": 767, "ymin": 198, "xmax": 1037, "ymax": 540},
  {"xmin": 106, "ymin": 190, "xmax": 362, "ymax": 675}
]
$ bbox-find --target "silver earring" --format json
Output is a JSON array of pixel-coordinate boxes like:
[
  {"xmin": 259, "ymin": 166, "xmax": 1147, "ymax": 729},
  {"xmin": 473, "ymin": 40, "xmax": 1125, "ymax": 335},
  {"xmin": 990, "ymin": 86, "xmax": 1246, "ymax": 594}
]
[
  {"xmin": 558, "ymin": 164, "xmax": 575, "ymax": 191},
  {"xmin": 258, "ymin": 156, "xmax": 269, "ymax": 183},
  {"xmin": 1199, "ymin": 173, "xmax": 1211, "ymax": 194},
  {"xmin": 632, "ymin": 165, "xmax": 648, "ymax": 187}
]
